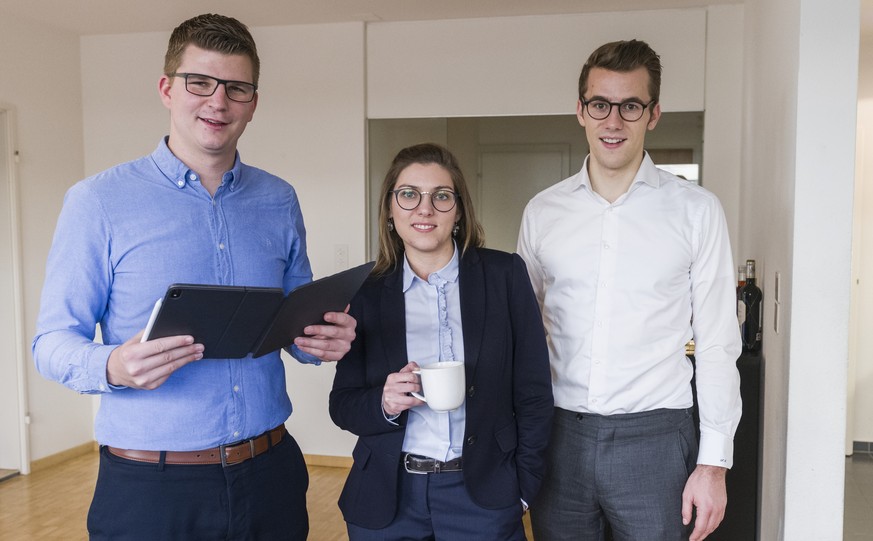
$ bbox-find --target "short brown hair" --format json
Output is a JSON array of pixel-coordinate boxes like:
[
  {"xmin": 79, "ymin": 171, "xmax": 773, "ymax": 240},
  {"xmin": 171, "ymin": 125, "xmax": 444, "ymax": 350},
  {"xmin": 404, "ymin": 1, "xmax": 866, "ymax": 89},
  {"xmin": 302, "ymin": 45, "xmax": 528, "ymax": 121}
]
[
  {"xmin": 164, "ymin": 14, "xmax": 260, "ymax": 85},
  {"xmin": 373, "ymin": 143, "xmax": 485, "ymax": 276},
  {"xmin": 578, "ymin": 39, "xmax": 661, "ymax": 104}
]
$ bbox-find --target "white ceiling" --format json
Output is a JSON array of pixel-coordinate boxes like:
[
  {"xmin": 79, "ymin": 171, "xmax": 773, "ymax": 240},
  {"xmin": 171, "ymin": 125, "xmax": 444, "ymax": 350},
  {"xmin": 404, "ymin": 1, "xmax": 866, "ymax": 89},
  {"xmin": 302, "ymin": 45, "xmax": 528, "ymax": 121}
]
[{"xmin": 0, "ymin": 0, "xmax": 741, "ymax": 36}]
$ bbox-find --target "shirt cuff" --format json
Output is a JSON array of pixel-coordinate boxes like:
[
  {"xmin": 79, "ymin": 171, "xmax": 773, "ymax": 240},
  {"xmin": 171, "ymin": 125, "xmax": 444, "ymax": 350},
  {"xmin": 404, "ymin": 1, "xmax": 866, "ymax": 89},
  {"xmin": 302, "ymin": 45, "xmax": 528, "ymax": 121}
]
[
  {"xmin": 288, "ymin": 344, "xmax": 322, "ymax": 365},
  {"xmin": 383, "ymin": 407, "xmax": 401, "ymax": 425},
  {"xmin": 85, "ymin": 344, "xmax": 118, "ymax": 394},
  {"xmin": 697, "ymin": 429, "xmax": 734, "ymax": 469}
]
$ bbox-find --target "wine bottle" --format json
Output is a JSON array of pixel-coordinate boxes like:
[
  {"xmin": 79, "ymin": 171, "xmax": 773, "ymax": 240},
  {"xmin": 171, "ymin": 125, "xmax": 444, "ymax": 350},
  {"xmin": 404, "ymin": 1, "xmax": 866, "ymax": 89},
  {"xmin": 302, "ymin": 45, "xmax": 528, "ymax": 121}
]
[{"xmin": 738, "ymin": 259, "xmax": 763, "ymax": 351}]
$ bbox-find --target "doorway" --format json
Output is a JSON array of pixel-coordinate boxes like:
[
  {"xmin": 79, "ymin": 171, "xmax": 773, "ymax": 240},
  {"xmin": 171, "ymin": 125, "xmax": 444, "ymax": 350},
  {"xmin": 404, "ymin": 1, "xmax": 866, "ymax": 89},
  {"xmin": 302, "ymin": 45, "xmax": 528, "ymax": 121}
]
[{"xmin": 478, "ymin": 144, "xmax": 570, "ymax": 252}]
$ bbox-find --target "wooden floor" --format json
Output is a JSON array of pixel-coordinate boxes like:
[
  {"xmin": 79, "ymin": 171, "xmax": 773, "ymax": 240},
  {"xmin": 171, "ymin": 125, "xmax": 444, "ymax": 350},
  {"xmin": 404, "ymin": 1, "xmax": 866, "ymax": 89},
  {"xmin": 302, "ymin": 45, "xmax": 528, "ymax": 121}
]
[
  {"xmin": 0, "ymin": 450, "xmax": 348, "ymax": 541},
  {"xmin": 0, "ymin": 450, "xmax": 533, "ymax": 540}
]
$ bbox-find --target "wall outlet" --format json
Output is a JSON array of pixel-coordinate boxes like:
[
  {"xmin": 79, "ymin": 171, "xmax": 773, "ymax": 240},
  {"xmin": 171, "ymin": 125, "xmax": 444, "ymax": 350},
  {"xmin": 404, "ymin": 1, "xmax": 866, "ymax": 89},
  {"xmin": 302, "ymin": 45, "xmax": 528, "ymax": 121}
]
[{"xmin": 334, "ymin": 244, "xmax": 349, "ymax": 271}]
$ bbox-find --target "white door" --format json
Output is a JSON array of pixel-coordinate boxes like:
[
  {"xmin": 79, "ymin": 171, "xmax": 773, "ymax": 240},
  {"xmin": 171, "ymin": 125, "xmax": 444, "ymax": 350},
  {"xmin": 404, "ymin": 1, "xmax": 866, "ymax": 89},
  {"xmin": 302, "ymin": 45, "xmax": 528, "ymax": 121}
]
[
  {"xmin": 0, "ymin": 107, "xmax": 24, "ymax": 474},
  {"xmin": 477, "ymin": 144, "xmax": 570, "ymax": 253}
]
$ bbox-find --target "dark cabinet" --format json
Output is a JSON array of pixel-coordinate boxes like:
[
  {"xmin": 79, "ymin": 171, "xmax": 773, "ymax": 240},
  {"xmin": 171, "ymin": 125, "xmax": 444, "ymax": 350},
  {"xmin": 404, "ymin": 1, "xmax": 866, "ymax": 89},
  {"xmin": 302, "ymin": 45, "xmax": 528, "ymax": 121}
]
[{"xmin": 696, "ymin": 352, "xmax": 763, "ymax": 540}]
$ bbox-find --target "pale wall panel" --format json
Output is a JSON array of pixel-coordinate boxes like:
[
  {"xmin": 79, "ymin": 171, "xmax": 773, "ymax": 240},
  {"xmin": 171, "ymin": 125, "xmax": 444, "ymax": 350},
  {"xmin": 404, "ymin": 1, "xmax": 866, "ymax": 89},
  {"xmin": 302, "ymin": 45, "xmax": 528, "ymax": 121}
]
[
  {"xmin": 0, "ymin": 13, "xmax": 91, "ymax": 462},
  {"xmin": 367, "ymin": 9, "xmax": 706, "ymax": 119}
]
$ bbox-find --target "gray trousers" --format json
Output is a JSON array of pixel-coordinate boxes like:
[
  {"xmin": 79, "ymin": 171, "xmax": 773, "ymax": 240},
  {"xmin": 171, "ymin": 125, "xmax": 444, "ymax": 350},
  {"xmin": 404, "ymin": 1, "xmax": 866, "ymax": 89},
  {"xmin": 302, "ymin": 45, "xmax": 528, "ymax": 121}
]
[{"xmin": 531, "ymin": 407, "xmax": 697, "ymax": 541}]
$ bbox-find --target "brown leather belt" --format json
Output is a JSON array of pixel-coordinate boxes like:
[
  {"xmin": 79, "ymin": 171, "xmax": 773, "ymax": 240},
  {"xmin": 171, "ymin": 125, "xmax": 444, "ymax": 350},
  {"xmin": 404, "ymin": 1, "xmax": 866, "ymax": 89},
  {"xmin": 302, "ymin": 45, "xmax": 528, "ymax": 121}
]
[
  {"xmin": 403, "ymin": 453, "xmax": 463, "ymax": 474},
  {"xmin": 107, "ymin": 425, "xmax": 285, "ymax": 467}
]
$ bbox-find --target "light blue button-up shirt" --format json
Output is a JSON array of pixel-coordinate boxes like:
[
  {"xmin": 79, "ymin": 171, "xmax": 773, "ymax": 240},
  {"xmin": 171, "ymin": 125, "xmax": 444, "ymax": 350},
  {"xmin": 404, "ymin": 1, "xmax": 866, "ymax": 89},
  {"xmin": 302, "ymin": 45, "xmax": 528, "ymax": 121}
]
[
  {"xmin": 400, "ymin": 246, "xmax": 466, "ymax": 462},
  {"xmin": 33, "ymin": 138, "xmax": 316, "ymax": 451}
]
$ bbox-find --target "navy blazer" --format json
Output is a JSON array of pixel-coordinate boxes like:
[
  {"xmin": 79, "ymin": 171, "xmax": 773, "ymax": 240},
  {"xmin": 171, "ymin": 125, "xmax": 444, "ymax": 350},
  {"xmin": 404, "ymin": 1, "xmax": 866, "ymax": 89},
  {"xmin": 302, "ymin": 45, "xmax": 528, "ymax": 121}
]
[{"xmin": 329, "ymin": 248, "xmax": 554, "ymax": 529}]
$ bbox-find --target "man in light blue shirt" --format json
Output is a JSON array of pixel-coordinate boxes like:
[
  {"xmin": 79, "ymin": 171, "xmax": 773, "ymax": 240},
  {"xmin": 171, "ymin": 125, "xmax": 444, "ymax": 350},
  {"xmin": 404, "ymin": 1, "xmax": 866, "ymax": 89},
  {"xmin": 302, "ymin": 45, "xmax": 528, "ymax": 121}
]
[{"xmin": 31, "ymin": 14, "xmax": 355, "ymax": 540}]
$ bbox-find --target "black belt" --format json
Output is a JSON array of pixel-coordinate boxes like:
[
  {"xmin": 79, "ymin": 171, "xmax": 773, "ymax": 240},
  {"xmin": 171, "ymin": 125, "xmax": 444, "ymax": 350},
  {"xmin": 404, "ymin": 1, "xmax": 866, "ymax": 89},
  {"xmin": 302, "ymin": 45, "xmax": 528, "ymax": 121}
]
[{"xmin": 403, "ymin": 453, "xmax": 463, "ymax": 474}]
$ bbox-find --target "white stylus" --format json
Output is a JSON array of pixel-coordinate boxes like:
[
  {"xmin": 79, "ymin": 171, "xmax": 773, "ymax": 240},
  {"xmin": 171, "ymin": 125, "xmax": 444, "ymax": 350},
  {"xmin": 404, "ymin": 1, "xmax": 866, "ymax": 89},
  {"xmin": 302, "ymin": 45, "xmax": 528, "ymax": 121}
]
[{"xmin": 141, "ymin": 298, "xmax": 163, "ymax": 343}]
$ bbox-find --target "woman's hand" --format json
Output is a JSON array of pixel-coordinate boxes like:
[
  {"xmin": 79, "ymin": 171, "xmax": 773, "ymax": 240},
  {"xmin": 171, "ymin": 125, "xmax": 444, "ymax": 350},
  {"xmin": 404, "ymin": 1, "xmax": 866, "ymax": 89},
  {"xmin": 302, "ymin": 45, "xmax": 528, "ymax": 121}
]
[{"xmin": 382, "ymin": 362, "xmax": 425, "ymax": 416}]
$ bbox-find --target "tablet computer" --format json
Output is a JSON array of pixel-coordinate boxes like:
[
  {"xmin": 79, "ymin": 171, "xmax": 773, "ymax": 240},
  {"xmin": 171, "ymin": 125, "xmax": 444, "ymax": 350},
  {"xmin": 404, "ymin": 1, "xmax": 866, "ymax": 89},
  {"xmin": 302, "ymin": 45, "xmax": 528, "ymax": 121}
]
[{"xmin": 142, "ymin": 261, "xmax": 375, "ymax": 359}]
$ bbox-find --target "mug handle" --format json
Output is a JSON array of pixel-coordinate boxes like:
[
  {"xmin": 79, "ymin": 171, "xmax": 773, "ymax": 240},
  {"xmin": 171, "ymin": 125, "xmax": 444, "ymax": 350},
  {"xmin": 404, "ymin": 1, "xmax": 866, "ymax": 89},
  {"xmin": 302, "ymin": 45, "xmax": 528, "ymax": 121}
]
[{"xmin": 409, "ymin": 369, "xmax": 426, "ymax": 402}]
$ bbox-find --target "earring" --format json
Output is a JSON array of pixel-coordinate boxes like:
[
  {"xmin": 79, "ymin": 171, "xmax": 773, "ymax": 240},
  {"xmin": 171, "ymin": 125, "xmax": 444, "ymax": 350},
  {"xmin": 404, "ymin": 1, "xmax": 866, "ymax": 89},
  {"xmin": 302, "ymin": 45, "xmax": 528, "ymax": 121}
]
[
  {"xmin": 387, "ymin": 218, "xmax": 395, "ymax": 232},
  {"xmin": 452, "ymin": 223, "xmax": 460, "ymax": 237}
]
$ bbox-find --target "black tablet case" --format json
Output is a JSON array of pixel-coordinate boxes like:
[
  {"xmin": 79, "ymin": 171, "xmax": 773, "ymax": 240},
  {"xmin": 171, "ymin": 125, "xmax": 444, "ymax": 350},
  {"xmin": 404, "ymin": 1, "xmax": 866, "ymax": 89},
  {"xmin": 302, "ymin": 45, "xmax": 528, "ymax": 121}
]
[{"xmin": 145, "ymin": 261, "xmax": 375, "ymax": 359}]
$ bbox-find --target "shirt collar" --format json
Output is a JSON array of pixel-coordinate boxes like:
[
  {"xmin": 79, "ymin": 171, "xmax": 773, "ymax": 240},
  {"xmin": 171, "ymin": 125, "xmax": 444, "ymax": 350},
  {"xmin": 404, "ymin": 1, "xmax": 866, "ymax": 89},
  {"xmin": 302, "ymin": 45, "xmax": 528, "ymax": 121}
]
[
  {"xmin": 150, "ymin": 137, "xmax": 243, "ymax": 192},
  {"xmin": 402, "ymin": 243, "xmax": 460, "ymax": 293},
  {"xmin": 572, "ymin": 151, "xmax": 662, "ymax": 193}
]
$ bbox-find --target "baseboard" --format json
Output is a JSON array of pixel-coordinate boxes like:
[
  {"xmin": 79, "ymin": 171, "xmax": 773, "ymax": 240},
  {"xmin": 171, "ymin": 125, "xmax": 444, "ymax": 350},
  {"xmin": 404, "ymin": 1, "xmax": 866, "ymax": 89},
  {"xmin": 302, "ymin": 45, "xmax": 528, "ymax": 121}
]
[
  {"xmin": 30, "ymin": 441, "xmax": 97, "ymax": 473},
  {"xmin": 853, "ymin": 441, "xmax": 873, "ymax": 453},
  {"xmin": 304, "ymin": 454, "xmax": 352, "ymax": 468}
]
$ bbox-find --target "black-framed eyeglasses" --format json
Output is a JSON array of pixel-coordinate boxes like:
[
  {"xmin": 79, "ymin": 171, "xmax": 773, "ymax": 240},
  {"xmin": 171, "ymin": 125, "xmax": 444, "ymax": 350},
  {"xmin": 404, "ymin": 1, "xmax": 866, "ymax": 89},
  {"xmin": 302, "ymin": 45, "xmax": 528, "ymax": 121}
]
[
  {"xmin": 581, "ymin": 97, "xmax": 656, "ymax": 122},
  {"xmin": 390, "ymin": 188, "xmax": 459, "ymax": 212},
  {"xmin": 169, "ymin": 72, "xmax": 258, "ymax": 103}
]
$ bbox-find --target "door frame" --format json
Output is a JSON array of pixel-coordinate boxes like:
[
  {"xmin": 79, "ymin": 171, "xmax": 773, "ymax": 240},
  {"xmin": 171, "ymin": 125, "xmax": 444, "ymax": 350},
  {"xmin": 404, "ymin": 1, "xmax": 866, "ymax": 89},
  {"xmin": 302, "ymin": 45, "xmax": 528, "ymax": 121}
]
[{"xmin": 1, "ymin": 104, "xmax": 30, "ymax": 474}]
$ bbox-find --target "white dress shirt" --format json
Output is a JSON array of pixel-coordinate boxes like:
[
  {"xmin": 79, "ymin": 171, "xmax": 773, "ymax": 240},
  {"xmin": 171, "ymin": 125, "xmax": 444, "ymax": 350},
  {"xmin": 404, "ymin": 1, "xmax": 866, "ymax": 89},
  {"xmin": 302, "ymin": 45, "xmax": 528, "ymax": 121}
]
[{"xmin": 517, "ymin": 153, "xmax": 742, "ymax": 468}]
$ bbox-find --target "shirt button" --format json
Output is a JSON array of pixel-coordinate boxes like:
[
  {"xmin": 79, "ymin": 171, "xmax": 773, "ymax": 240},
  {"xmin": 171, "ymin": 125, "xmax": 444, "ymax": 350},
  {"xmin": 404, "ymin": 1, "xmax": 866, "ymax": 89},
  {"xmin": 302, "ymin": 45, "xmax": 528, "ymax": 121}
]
[
  {"xmin": 233, "ymin": 431, "xmax": 240, "ymax": 438},
  {"xmin": 98, "ymin": 383, "xmax": 106, "ymax": 391},
  {"xmin": 177, "ymin": 180, "xmax": 185, "ymax": 188},
  {"xmin": 219, "ymin": 243, "xmax": 225, "ymax": 250},
  {"xmin": 233, "ymin": 385, "xmax": 240, "ymax": 392},
  {"xmin": 603, "ymin": 243, "xmax": 610, "ymax": 249},
  {"xmin": 189, "ymin": 174, "xmax": 197, "ymax": 181}
]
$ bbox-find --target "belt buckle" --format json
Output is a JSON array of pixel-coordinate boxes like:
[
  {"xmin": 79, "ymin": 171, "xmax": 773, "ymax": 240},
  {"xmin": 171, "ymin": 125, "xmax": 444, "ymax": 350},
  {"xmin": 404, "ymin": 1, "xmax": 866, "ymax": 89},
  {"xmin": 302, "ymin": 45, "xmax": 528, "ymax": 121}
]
[
  {"xmin": 403, "ymin": 453, "xmax": 427, "ymax": 475},
  {"xmin": 219, "ymin": 438, "xmax": 256, "ymax": 468}
]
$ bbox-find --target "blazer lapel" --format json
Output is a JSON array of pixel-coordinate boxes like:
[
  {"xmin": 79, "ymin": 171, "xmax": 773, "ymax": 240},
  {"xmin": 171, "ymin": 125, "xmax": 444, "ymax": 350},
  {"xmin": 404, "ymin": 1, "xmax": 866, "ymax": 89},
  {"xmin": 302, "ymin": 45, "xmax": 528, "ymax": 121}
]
[
  {"xmin": 459, "ymin": 249, "xmax": 485, "ymax": 376},
  {"xmin": 381, "ymin": 268, "xmax": 409, "ymax": 373}
]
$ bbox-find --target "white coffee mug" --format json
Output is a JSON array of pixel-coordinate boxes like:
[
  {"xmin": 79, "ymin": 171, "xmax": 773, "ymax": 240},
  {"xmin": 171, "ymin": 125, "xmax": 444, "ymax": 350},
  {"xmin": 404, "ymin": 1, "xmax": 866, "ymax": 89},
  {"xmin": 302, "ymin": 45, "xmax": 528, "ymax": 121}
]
[{"xmin": 411, "ymin": 360, "xmax": 466, "ymax": 413}]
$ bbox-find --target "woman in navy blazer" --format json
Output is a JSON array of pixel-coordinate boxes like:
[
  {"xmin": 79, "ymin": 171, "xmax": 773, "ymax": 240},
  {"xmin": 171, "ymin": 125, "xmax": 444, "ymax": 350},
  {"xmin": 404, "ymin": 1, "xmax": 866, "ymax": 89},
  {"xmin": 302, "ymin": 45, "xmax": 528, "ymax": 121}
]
[{"xmin": 329, "ymin": 143, "xmax": 553, "ymax": 540}]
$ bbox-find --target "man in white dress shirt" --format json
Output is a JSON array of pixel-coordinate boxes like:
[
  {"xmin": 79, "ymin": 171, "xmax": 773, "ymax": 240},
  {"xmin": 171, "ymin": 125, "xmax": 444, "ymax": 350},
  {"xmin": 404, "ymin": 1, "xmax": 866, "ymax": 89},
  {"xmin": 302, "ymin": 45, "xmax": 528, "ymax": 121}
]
[{"xmin": 517, "ymin": 40, "xmax": 742, "ymax": 541}]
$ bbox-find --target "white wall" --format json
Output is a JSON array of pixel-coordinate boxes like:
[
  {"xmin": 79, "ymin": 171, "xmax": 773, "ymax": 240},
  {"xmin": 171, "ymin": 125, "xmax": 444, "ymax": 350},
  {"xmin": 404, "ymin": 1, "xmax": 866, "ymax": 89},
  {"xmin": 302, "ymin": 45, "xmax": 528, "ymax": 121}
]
[
  {"xmin": 0, "ymin": 13, "xmax": 92, "ymax": 462},
  {"xmin": 368, "ymin": 9, "xmax": 706, "ymax": 118},
  {"xmin": 784, "ymin": 1, "xmax": 856, "ymax": 536},
  {"xmin": 253, "ymin": 23, "xmax": 366, "ymax": 456},
  {"xmin": 704, "ymin": 6, "xmax": 744, "ymax": 261},
  {"xmin": 744, "ymin": 0, "xmax": 858, "ymax": 538},
  {"xmin": 854, "ymin": 98, "xmax": 873, "ymax": 444},
  {"xmin": 850, "ymin": 34, "xmax": 873, "ymax": 445}
]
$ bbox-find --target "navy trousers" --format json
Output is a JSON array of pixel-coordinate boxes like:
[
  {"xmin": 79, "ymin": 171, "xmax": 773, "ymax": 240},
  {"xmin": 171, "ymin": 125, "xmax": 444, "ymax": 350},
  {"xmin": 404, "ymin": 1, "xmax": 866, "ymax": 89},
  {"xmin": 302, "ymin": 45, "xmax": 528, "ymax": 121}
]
[
  {"xmin": 347, "ymin": 468, "xmax": 526, "ymax": 541},
  {"xmin": 87, "ymin": 430, "xmax": 309, "ymax": 540},
  {"xmin": 531, "ymin": 408, "xmax": 698, "ymax": 541}
]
